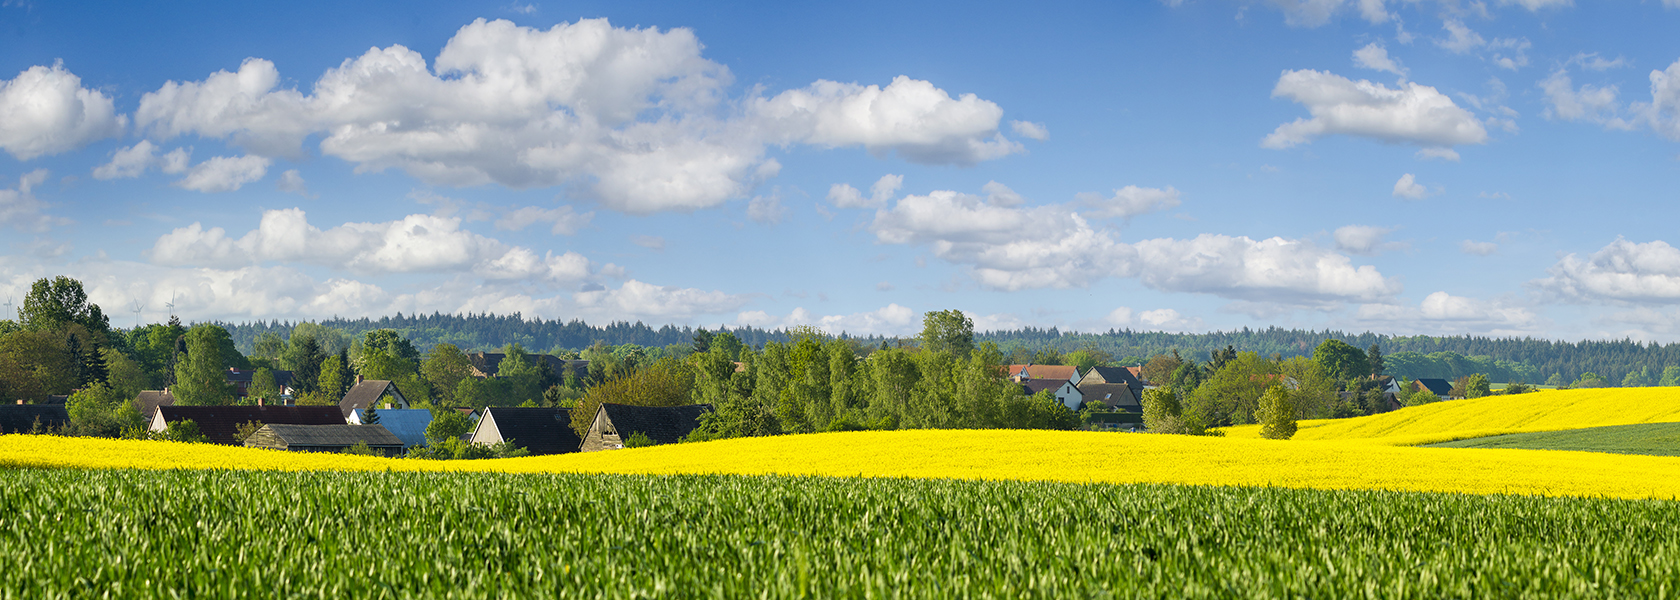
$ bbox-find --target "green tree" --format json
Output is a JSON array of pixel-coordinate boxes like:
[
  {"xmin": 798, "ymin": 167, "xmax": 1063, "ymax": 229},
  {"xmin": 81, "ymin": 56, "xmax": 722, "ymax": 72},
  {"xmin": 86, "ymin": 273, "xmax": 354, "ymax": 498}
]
[
  {"xmin": 1367, "ymin": 344, "xmax": 1385, "ymax": 377},
  {"xmin": 1312, "ymin": 339, "xmax": 1369, "ymax": 382},
  {"xmin": 1546, "ymin": 373, "xmax": 1566, "ymax": 387},
  {"xmin": 919, "ymin": 309, "xmax": 975, "ymax": 357},
  {"xmin": 173, "ymin": 325, "xmax": 236, "ymax": 406},
  {"xmin": 287, "ymin": 336, "xmax": 325, "ymax": 393},
  {"xmin": 424, "ymin": 410, "xmax": 474, "ymax": 444},
  {"xmin": 248, "ymin": 367, "xmax": 281, "ymax": 403},
  {"xmin": 1503, "ymin": 382, "xmax": 1535, "ymax": 395},
  {"xmin": 421, "ymin": 343, "xmax": 474, "ymax": 405},
  {"xmin": 19, "ymin": 276, "xmax": 109, "ymax": 335},
  {"xmin": 1662, "ymin": 366, "xmax": 1680, "ymax": 387},
  {"xmin": 1140, "ymin": 351, "xmax": 1183, "ymax": 385},
  {"xmin": 1572, "ymin": 372, "xmax": 1609, "ymax": 388},
  {"xmin": 1142, "ymin": 388, "xmax": 1198, "ymax": 435},
  {"xmin": 691, "ymin": 328, "xmax": 713, "ymax": 354},
  {"xmin": 251, "ymin": 332, "xmax": 286, "ymax": 362},
  {"xmin": 1255, "ymin": 385, "xmax": 1297, "ymax": 440},
  {"xmin": 318, "ymin": 354, "xmax": 349, "ymax": 400},
  {"xmin": 570, "ymin": 358, "xmax": 695, "ymax": 436},
  {"xmin": 1464, "ymin": 373, "xmax": 1492, "ymax": 399},
  {"xmin": 64, "ymin": 381, "xmax": 136, "ymax": 437}
]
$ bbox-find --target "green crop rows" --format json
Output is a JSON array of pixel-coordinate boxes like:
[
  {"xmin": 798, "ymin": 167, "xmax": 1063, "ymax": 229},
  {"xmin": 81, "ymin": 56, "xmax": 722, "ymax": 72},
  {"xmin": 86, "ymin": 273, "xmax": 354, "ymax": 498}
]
[
  {"xmin": 2, "ymin": 469, "xmax": 1677, "ymax": 599},
  {"xmin": 1425, "ymin": 421, "xmax": 1680, "ymax": 456}
]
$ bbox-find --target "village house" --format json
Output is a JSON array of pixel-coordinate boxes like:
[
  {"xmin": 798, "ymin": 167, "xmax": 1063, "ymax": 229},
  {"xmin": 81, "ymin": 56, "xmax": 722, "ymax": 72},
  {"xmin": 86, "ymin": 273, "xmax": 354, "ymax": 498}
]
[
  {"xmin": 464, "ymin": 352, "xmax": 588, "ymax": 379},
  {"xmin": 244, "ymin": 423, "xmax": 404, "ymax": 455},
  {"xmin": 1412, "ymin": 378, "xmax": 1456, "ymax": 399},
  {"xmin": 580, "ymin": 403, "xmax": 712, "ymax": 452},
  {"xmin": 1080, "ymin": 366, "xmax": 1146, "ymax": 397},
  {"xmin": 1021, "ymin": 379, "xmax": 1083, "ymax": 411},
  {"xmin": 469, "ymin": 407, "xmax": 581, "ymax": 455},
  {"xmin": 347, "ymin": 408, "xmax": 439, "ymax": 450},
  {"xmin": 131, "ymin": 390, "xmax": 177, "ymax": 420},
  {"xmin": 151, "ymin": 404, "xmax": 344, "ymax": 445},
  {"xmin": 1006, "ymin": 364, "xmax": 1081, "ymax": 384},
  {"xmin": 225, "ymin": 368, "xmax": 295, "ymax": 399},
  {"xmin": 1075, "ymin": 383, "xmax": 1140, "ymax": 412},
  {"xmin": 338, "ymin": 378, "xmax": 409, "ymax": 418},
  {"xmin": 0, "ymin": 402, "xmax": 69, "ymax": 434}
]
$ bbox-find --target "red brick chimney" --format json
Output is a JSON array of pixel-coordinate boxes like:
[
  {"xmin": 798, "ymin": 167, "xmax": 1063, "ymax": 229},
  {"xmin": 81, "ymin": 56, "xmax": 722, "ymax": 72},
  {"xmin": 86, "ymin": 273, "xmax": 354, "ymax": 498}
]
[{"xmin": 256, "ymin": 398, "xmax": 264, "ymax": 408}]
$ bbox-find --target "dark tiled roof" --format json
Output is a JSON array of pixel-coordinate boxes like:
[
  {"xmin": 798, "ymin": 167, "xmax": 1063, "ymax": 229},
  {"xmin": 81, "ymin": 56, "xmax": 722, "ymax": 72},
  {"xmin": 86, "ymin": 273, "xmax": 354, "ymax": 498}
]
[
  {"xmin": 1415, "ymin": 378, "xmax": 1453, "ymax": 396},
  {"xmin": 249, "ymin": 424, "xmax": 403, "ymax": 449},
  {"xmin": 477, "ymin": 407, "xmax": 580, "ymax": 455},
  {"xmin": 599, "ymin": 403, "xmax": 713, "ymax": 445},
  {"xmin": 338, "ymin": 380, "xmax": 403, "ymax": 418},
  {"xmin": 156, "ymin": 405, "xmax": 344, "ymax": 445},
  {"xmin": 0, "ymin": 405, "xmax": 69, "ymax": 434},
  {"xmin": 1021, "ymin": 379, "xmax": 1068, "ymax": 396},
  {"xmin": 1085, "ymin": 366, "xmax": 1145, "ymax": 391},
  {"xmin": 1076, "ymin": 383, "xmax": 1140, "ymax": 410},
  {"xmin": 466, "ymin": 352, "xmax": 588, "ymax": 378},
  {"xmin": 132, "ymin": 390, "xmax": 177, "ymax": 421},
  {"xmin": 226, "ymin": 369, "xmax": 294, "ymax": 389}
]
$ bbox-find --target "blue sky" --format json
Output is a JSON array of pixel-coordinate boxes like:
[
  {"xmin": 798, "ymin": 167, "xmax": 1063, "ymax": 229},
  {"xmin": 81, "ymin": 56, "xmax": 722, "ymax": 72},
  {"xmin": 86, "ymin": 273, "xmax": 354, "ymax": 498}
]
[{"xmin": 3, "ymin": 0, "xmax": 1680, "ymax": 340}]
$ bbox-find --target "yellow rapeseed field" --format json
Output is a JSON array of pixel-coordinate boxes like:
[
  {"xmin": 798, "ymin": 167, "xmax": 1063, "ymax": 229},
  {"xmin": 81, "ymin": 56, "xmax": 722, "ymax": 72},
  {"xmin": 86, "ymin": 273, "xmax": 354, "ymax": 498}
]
[
  {"xmin": 1222, "ymin": 387, "xmax": 1680, "ymax": 445},
  {"xmin": 6, "ymin": 427, "xmax": 1680, "ymax": 500}
]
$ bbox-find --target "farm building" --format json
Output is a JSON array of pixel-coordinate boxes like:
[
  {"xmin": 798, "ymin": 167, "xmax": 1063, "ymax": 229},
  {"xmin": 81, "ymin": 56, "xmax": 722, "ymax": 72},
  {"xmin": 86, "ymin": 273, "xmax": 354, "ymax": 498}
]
[
  {"xmin": 0, "ymin": 403, "xmax": 69, "ymax": 434},
  {"xmin": 1007, "ymin": 364, "xmax": 1081, "ymax": 384},
  {"xmin": 1021, "ymin": 379, "xmax": 1083, "ymax": 411},
  {"xmin": 580, "ymin": 403, "xmax": 712, "ymax": 452},
  {"xmin": 347, "ymin": 408, "xmax": 441, "ymax": 450},
  {"xmin": 1081, "ymin": 366, "xmax": 1146, "ymax": 397},
  {"xmin": 151, "ymin": 405, "xmax": 344, "ymax": 445},
  {"xmin": 1413, "ymin": 378, "xmax": 1455, "ymax": 398},
  {"xmin": 338, "ymin": 379, "xmax": 409, "ymax": 418},
  {"xmin": 131, "ymin": 390, "xmax": 176, "ymax": 420},
  {"xmin": 470, "ymin": 407, "xmax": 580, "ymax": 455},
  {"xmin": 244, "ymin": 424, "xmax": 404, "ymax": 455},
  {"xmin": 465, "ymin": 352, "xmax": 589, "ymax": 379},
  {"xmin": 1075, "ymin": 383, "xmax": 1140, "ymax": 412}
]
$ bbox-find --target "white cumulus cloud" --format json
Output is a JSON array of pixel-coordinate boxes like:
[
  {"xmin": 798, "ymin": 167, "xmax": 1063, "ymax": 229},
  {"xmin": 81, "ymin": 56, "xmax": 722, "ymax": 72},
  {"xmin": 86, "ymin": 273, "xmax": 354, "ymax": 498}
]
[
  {"xmin": 496, "ymin": 205, "xmax": 594, "ymax": 235},
  {"xmin": 1356, "ymin": 291, "xmax": 1539, "ymax": 335},
  {"xmin": 0, "ymin": 169, "xmax": 61, "ymax": 232},
  {"xmin": 174, "ymin": 155, "xmax": 271, "ymax": 193},
  {"xmin": 148, "ymin": 207, "xmax": 600, "ymax": 283},
  {"xmin": 574, "ymin": 279, "xmax": 748, "ymax": 321},
  {"xmin": 1353, "ymin": 42, "xmax": 1406, "ymax": 77},
  {"xmin": 1334, "ymin": 225, "xmax": 1399, "ymax": 255},
  {"xmin": 1392, "ymin": 173, "xmax": 1438, "ymax": 199},
  {"xmin": 132, "ymin": 19, "xmax": 1023, "ymax": 214},
  {"xmin": 1010, "ymin": 120, "xmax": 1049, "ymax": 141},
  {"xmin": 1263, "ymin": 70, "xmax": 1488, "ymax": 149},
  {"xmin": 869, "ymin": 187, "xmax": 1399, "ymax": 306},
  {"xmin": 1532, "ymin": 238, "xmax": 1680, "ymax": 304},
  {"xmin": 735, "ymin": 303, "xmax": 918, "ymax": 336},
  {"xmin": 0, "ymin": 63, "xmax": 125, "ymax": 160},
  {"xmin": 1076, "ymin": 185, "xmax": 1181, "ymax": 219}
]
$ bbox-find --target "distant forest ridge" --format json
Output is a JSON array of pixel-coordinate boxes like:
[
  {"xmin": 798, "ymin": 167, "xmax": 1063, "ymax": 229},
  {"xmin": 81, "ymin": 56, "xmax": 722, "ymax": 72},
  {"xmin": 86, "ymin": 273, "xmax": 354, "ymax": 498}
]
[{"xmin": 209, "ymin": 313, "xmax": 1679, "ymax": 384}]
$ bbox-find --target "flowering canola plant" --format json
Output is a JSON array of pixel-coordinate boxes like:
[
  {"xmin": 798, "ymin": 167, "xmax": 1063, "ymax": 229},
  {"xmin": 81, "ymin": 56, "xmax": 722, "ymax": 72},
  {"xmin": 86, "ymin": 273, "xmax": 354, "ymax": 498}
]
[
  {"xmin": 6, "ymin": 427, "xmax": 1680, "ymax": 500},
  {"xmin": 1222, "ymin": 387, "xmax": 1680, "ymax": 445}
]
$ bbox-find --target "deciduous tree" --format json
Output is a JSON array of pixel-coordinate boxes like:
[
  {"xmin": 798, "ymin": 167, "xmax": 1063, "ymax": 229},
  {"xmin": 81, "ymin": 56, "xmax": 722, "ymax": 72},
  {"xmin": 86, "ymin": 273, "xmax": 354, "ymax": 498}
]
[{"xmin": 1256, "ymin": 385, "xmax": 1297, "ymax": 440}]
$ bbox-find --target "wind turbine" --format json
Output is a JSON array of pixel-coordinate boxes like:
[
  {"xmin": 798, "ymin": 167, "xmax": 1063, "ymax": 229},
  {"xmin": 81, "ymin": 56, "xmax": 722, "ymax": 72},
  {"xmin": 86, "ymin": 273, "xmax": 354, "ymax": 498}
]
[
  {"xmin": 130, "ymin": 299, "xmax": 146, "ymax": 329},
  {"xmin": 165, "ymin": 291, "xmax": 177, "ymax": 319},
  {"xmin": 2, "ymin": 296, "xmax": 12, "ymax": 321}
]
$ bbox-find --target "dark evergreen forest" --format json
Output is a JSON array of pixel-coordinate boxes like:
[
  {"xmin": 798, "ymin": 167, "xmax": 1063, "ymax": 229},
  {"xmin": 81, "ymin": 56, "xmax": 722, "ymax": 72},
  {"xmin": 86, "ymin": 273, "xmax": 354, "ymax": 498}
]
[{"xmin": 210, "ymin": 313, "xmax": 1680, "ymax": 385}]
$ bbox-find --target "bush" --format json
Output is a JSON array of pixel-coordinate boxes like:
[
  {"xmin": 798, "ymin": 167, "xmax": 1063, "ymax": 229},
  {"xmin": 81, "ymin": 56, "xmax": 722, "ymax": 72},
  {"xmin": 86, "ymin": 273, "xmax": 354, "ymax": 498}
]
[
  {"xmin": 406, "ymin": 438, "xmax": 529, "ymax": 460},
  {"xmin": 624, "ymin": 431, "xmax": 656, "ymax": 448}
]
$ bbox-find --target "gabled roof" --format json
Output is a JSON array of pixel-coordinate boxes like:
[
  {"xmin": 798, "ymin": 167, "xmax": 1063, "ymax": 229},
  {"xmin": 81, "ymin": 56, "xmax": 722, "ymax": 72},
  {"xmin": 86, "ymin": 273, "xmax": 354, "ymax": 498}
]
[
  {"xmin": 1085, "ymin": 366, "xmax": 1145, "ymax": 391},
  {"xmin": 598, "ymin": 403, "xmax": 712, "ymax": 445},
  {"xmin": 251, "ymin": 424, "xmax": 403, "ymax": 448},
  {"xmin": 132, "ymin": 390, "xmax": 176, "ymax": 420},
  {"xmin": 226, "ymin": 368, "xmax": 294, "ymax": 388},
  {"xmin": 1021, "ymin": 379, "xmax": 1071, "ymax": 396},
  {"xmin": 156, "ymin": 405, "xmax": 344, "ymax": 445},
  {"xmin": 347, "ymin": 408, "xmax": 435, "ymax": 448},
  {"xmin": 474, "ymin": 407, "xmax": 580, "ymax": 455},
  {"xmin": 1415, "ymin": 378, "xmax": 1454, "ymax": 396},
  {"xmin": 338, "ymin": 380, "xmax": 404, "ymax": 418},
  {"xmin": 466, "ymin": 352, "xmax": 588, "ymax": 378},
  {"xmin": 1007, "ymin": 364, "xmax": 1079, "ymax": 381},
  {"xmin": 0, "ymin": 404, "xmax": 69, "ymax": 434},
  {"xmin": 1075, "ymin": 383, "xmax": 1139, "ymax": 409}
]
